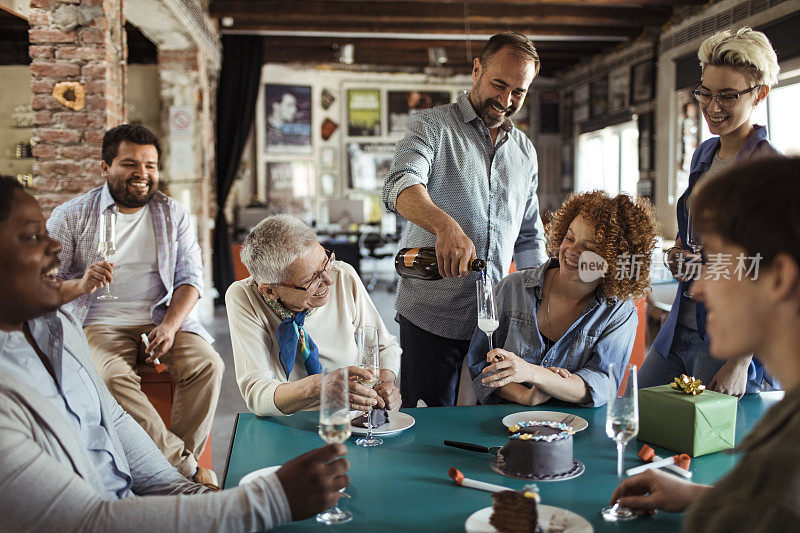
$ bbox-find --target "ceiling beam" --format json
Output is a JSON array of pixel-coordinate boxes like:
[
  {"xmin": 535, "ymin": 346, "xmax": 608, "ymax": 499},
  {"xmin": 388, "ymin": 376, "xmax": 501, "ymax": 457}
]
[
  {"xmin": 258, "ymin": 36, "xmax": 612, "ymax": 52},
  {"xmin": 211, "ymin": 0, "xmax": 696, "ymax": 12},
  {"xmin": 226, "ymin": 14, "xmax": 663, "ymax": 30},
  {"xmin": 211, "ymin": 2, "xmax": 668, "ymax": 29},
  {"xmin": 231, "ymin": 22, "xmax": 641, "ymax": 39}
]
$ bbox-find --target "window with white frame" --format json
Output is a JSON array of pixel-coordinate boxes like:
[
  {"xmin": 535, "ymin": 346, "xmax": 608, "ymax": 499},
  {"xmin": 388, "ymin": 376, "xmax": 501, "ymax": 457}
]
[{"xmin": 575, "ymin": 120, "xmax": 639, "ymax": 196}]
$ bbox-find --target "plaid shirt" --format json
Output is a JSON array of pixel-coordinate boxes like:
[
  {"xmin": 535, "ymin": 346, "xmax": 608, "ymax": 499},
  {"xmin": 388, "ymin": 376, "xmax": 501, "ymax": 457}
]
[
  {"xmin": 383, "ymin": 91, "xmax": 547, "ymax": 339},
  {"xmin": 47, "ymin": 185, "xmax": 213, "ymax": 343}
]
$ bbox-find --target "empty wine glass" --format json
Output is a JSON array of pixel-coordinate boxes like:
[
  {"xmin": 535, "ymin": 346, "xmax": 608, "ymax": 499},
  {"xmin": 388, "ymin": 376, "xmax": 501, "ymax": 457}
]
[
  {"xmin": 316, "ymin": 368, "xmax": 353, "ymax": 525},
  {"xmin": 477, "ymin": 276, "xmax": 499, "ymax": 351},
  {"xmin": 355, "ymin": 326, "xmax": 382, "ymax": 447},
  {"xmin": 96, "ymin": 208, "xmax": 117, "ymax": 300},
  {"xmin": 602, "ymin": 363, "xmax": 639, "ymax": 522}
]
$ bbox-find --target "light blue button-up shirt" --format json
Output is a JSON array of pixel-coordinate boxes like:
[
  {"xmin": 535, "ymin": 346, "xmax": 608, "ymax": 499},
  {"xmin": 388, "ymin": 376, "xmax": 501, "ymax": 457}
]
[
  {"xmin": 467, "ymin": 259, "xmax": 637, "ymax": 407},
  {"xmin": 0, "ymin": 313, "xmax": 132, "ymax": 499},
  {"xmin": 383, "ymin": 91, "xmax": 547, "ymax": 339}
]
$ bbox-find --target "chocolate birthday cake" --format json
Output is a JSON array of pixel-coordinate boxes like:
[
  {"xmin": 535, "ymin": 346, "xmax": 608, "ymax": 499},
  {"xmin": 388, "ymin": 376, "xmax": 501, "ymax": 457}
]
[
  {"xmin": 495, "ymin": 421, "xmax": 579, "ymax": 480},
  {"xmin": 489, "ymin": 486, "xmax": 542, "ymax": 533},
  {"xmin": 352, "ymin": 408, "xmax": 389, "ymax": 429}
]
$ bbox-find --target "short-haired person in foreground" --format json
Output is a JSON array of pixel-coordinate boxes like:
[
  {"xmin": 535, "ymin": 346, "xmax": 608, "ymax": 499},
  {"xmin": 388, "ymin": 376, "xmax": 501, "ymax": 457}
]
[
  {"xmin": 612, "ymin": 157, "xmax": 800, "ymax": 530},
  {"xmin": 0, "ymin": 176, "xmax": 349, "ymax": 531},
  {"xmin": 226, "ymin": 215, "xmax": 401, "ymax": 416},
  {"xmin": 468, "ymin": 191, "xmax": 657, "ymax": 406}
]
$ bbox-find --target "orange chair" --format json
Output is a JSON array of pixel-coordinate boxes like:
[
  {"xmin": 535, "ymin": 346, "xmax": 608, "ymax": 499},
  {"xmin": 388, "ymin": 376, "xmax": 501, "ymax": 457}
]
[
  {"xmin": 138, "ymin": 364, "xmax": 213, "ymax": 469},
  {"xmin": 618, "ymin": 298, "xmax": 647, "ymax": 394},
  {"xmin": 231, "ymin": 243, "xmax": 250, "ymax": 281}
]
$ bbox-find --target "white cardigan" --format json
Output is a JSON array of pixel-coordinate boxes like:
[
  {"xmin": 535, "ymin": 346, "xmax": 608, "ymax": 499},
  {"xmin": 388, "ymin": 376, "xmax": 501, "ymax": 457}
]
[{"xmin": 225, "ymin": 261, "xmax": 402, "ymax": 416}]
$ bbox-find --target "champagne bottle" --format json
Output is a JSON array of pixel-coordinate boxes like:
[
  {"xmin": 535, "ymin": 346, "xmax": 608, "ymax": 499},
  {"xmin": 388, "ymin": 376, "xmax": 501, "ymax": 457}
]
[{"xmin": 394, "ymin": 247, "xmax": 486, "ymax": 280}]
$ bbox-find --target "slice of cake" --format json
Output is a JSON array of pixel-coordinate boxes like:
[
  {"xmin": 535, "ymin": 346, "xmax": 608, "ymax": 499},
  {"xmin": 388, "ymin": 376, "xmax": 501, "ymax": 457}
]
[
  {"xmin": 352, "ymin": 408, "xmax": 389, "ymax": 429},
  {"xmin": 489, "ymin": 485, "xmax": 541, "ymax": 533},
  {"xmin": 496, "ymin": 421, "xmax": 578, "ymax": 480}
]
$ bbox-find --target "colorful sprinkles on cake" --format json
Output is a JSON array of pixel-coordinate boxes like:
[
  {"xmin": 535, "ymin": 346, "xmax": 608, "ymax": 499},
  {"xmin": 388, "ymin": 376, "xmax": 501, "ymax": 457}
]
[{"xmin": 508, "ymin": 421, "xmax": 575, "ymax": 442}]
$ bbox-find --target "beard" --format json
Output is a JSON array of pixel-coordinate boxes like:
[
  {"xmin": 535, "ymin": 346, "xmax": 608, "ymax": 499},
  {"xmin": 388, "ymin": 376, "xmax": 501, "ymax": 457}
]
[
  {"xmin": 108, "ymin": 177, "xmax": 157, "ymax": 208},
  {"xmin": 474, "ymin": 95, "xmax": 517, "ymax": 129}
]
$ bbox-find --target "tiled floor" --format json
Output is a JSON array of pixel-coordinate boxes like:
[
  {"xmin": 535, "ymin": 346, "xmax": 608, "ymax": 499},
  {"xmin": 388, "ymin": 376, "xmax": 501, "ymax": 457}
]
[{"xmin": 207, "ymin": 285, "xmax": 400, "ymax": 480}]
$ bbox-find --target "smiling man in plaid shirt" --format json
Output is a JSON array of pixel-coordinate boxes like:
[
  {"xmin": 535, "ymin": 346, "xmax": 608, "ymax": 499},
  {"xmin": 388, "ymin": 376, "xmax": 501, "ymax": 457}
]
[{"xmin": 47, "ymin": 124, "xmax": 224, "ymax": 487}]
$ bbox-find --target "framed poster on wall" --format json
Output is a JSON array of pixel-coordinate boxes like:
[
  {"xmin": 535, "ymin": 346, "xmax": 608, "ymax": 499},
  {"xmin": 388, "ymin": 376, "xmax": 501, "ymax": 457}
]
[
  {"xmin": 607, "ymin": 66, "xmax": 631, "ymax": 112},
  {"xmin": 573, "ymin": 84, "xmax": 590, "ymax": 124},
  {"xmin": 590, "ymin": 79, "xmax": 608, "ymax": 118},
  {"xmin": 631, "ymin": 61, "xmax": 655, "ymax": 104},
  {"xmin": 347, "ymin": 89, "xmax": 382, "ymax": 136},
  {"xmin": 347, "ymin": 142, "xmax": 395, "ymax": 190},
  {"xmin": 265, "ymin": 84, "xmax": 312, "ymax": 154},
  {"xmin": 267, "ymin": 161, "xmax": 315, "ymax": 218},
  {"xmin": 638, "ymin": 112, "xmax": 653, "ymax": 171},
  {"xmin": 388, "ymin": 90, "xmax": 450, "ymax": 134}
]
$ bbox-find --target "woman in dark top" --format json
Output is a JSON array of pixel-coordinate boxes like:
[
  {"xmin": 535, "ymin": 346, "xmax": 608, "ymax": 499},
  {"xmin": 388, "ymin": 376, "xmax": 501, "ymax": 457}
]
[{"xmin": 639, "ymin": 27, "xmax": 781, "ymax": 396}]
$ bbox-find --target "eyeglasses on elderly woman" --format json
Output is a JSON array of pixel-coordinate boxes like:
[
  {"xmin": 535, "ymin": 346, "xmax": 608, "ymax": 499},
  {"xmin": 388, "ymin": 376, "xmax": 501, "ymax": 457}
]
[{"xmin": 272, "ymin": 249, "xmax": 335, "ymax": 292}]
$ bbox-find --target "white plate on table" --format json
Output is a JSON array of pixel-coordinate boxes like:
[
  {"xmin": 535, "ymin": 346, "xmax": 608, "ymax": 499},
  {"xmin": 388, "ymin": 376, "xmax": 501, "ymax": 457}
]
[
  {"xmin": 502, "ymin": 411, "xmax": 588, "ymax": 433},
  {"xmin": 350, "ymin": 411, "xmax": 415, "ymax": 437},
  {"xmin": 465, "ymin": 505, "xmax": 593, "ymax": 533},
  {"xmin": 238, "ymin": 465, "xmax": 280, "ymax": 485}
]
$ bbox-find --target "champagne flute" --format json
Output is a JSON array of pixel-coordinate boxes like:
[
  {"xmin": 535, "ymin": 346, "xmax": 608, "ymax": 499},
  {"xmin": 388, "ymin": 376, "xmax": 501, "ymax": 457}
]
[
  {"xmin": 96, "ymin": 208, "xmax": 118, "ymax": 300},
  {"xmin": 683, "ymin": 209, "xmax": 703, "ymax": 297},
  {"xmin": 601, "ymin": 363, "xmax": 639, "ymax": 522},
  {"xmin": 477, "ymin": 277, "xmax": 499, "ymax": 351},
  {"xmin": 316, "ymin": 368, "xmax": 353, "ymax": 525},
  {"xmin": 355, "ymin": 325, "xmax": 382, "ymax": 447}
]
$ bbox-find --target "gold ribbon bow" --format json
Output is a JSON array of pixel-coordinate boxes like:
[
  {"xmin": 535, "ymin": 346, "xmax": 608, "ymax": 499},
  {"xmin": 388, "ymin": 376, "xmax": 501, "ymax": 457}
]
[{"xmin": 670, "ymin": 374, "xmax": 706, "ymax": 395}]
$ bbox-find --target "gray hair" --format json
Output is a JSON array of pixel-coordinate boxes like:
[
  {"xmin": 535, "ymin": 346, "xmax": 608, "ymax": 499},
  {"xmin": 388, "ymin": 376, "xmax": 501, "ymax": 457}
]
[
  {"xmin": 699, "ymin": 27, "xmax": 780, "ymax": 87},
  {"xmin": 240, "ymin": 214, "xmax": 318, "ymax": 284}
]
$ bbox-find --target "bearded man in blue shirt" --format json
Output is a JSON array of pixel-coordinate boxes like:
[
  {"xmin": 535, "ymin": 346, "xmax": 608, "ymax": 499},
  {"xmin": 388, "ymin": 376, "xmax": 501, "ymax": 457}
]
[{"xmin": 383, "ymin": 32, "xmax": 548, "ymax": 407}]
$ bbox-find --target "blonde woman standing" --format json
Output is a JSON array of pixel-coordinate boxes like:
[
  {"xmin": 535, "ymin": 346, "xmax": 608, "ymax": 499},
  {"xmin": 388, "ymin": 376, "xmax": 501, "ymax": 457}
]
[{"xmin": 640, "ymin": 27, "xmax": 781, "ymax": 395}]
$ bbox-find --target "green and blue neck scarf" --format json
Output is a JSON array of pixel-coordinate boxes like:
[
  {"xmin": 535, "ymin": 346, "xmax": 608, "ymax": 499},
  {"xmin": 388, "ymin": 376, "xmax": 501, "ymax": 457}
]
[{"xmin": 266, "ymin": 299, "xmax": 321, "ymax": 379}]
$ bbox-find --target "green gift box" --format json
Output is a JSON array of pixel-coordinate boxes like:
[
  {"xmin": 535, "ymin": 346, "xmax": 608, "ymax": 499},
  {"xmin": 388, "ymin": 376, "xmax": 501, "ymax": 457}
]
[{"xmin": 638, "ymin": 385, "xmax": 737, "ymax": 457}]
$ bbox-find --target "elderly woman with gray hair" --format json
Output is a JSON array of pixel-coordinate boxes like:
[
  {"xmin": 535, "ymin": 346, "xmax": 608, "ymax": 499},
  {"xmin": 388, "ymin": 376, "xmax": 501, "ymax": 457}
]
[{"xmin": 226, "ymin": 215, "xmax": 401, "ymax": 416}]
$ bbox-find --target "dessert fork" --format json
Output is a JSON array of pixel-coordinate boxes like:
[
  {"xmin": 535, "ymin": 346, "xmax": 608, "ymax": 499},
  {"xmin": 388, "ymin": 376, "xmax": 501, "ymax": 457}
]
[{"xmin": 560, "ymin": 414, "xmax": 576, "ymax": 426}]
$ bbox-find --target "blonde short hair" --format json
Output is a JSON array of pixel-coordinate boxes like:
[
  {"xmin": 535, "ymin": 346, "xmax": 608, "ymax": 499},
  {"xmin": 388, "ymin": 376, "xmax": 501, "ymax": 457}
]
[{"xmin": 698, "ymin": 27, "xmax": 779, "ymax": 87}]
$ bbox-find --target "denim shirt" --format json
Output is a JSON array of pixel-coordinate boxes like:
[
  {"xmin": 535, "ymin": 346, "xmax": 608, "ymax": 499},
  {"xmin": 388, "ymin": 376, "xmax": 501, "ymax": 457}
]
[
  {"xmin": 467, "ymin": 259, "xmax": 637, "ymax": 407},
  {"xmin": 652, "ymin": 125, "xmax": 779, "ymax": 388},
  {"xmin": 0, "ymin": 311, "xmax": 133, "ymax": 499}
]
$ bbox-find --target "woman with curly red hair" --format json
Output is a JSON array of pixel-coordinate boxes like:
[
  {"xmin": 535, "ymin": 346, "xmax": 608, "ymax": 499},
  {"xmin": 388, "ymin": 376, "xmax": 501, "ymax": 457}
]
[{"xmin": 467, "ymin": 191, "xmax": 657, "ymax": 406}]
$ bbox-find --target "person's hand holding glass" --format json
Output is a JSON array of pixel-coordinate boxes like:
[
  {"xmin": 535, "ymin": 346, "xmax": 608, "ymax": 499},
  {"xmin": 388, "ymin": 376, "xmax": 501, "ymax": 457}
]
[
  {"xmin": 316, "ymin": 368, "xmax": 353, "ymax": 525},
  {"xmin": 681, "ymin": 209, "xmax": 704, "ymax": 297},
  {"xmin": 354, "ymin": 326, "xmax": 382, "ymax": 447},
  {"xmin": 602, "ymin": 363, "xmax": 640, "ymax": 522},
  {"xmin": 96, "ymin": 208, "xmax": 118, "ymax": 300}
]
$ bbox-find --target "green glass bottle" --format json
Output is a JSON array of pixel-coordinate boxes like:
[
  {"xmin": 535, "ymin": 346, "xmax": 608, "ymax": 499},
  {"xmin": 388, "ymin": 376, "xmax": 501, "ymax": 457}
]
[{"xmin": 394, "ymin": 247, "xmax": 486, "ymax": 280}]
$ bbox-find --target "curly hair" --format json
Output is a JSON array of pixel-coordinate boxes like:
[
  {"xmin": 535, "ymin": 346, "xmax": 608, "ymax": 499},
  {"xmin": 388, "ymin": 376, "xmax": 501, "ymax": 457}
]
[{"xmin": 546, "ymin": 191, "xmax": 658, "ymax": 302}]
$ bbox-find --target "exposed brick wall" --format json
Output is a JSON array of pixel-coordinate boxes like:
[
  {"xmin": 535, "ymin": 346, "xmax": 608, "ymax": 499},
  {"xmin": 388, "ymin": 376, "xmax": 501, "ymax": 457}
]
[{"xmin": 29, "ymin": 0, "xmax": 127, "ymax": 213}]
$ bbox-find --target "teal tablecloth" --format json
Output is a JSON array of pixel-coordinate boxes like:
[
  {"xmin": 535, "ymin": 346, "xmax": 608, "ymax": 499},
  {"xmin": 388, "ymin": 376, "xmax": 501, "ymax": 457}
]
[{"xmin": 224, "ymin": 392, "xmax": 782, "ymax": 532}]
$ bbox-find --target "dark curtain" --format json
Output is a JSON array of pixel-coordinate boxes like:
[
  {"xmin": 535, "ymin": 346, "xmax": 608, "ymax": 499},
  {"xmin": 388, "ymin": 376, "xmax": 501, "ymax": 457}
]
[{"xmin": 213, "ymin": 35, "xmax": 263, "ymax": 304}]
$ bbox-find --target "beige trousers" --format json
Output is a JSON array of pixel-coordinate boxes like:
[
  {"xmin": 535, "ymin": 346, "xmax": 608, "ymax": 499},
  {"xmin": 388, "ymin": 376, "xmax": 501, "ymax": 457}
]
[{"xmin": 84, "ymin": 324, "xmax": 224, "ymax": 477}]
